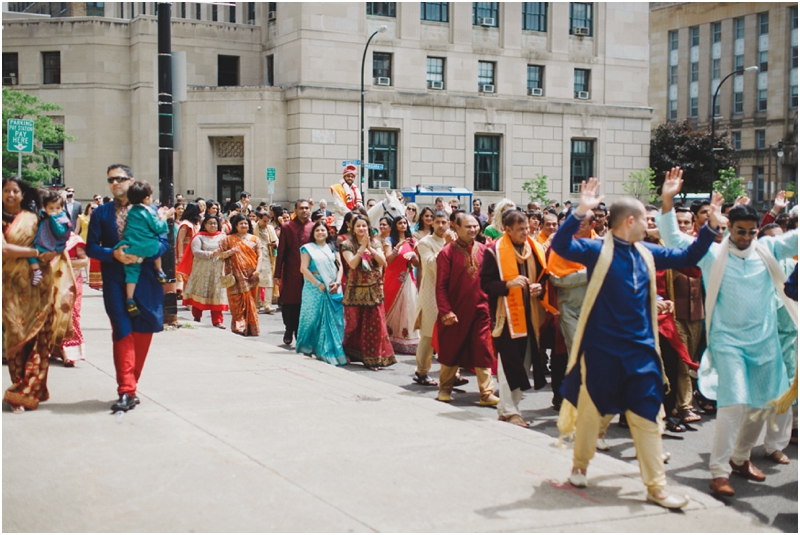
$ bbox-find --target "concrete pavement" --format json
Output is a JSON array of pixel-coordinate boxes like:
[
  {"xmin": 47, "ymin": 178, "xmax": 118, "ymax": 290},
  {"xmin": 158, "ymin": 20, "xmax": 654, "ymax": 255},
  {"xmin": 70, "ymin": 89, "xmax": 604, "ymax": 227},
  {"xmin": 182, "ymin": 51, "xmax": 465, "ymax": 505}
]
[{"xmin": 2, "ymin": 291, "xmax": 779, "ymax": 532}]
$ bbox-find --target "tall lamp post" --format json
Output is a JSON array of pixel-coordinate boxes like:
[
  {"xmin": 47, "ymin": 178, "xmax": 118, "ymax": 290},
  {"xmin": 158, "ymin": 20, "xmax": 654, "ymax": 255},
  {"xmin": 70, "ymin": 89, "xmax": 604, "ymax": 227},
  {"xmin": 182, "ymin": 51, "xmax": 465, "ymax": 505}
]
[
  {"xmin": 708, "ymin": 66, "xmax": 758, "ymax": 196},
  {"xmin": 360, "ymin": 25, "xmax": 387, "ymax": 203}
]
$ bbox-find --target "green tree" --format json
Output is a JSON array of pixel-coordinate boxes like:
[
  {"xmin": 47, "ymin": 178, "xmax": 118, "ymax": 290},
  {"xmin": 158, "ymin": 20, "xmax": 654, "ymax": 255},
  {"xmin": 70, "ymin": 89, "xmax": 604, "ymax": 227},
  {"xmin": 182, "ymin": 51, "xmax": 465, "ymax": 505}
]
[
  {"xmin": 521, "ymin": 173, "xmax": 551, "ymax": 205},
  {"xmin": 2, "ymin": 88, "xmax": 74, "ymax": 185},
  {"xmin": 650, "ymin": 118, "xmax": 736, "ymax": 195},
  {"xmin": 712, "ymin": 167, "xmax": 746, "ymax": 203},
  {"xmin": 622, "ymin": 168, "xmax": 659, "ymax": 203}
]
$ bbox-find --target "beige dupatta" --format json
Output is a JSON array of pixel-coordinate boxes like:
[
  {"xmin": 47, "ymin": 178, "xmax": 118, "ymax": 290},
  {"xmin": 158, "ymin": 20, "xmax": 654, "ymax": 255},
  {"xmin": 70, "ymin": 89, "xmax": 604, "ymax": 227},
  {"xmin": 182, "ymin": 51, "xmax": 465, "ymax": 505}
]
[{"xmin": 557, "ymin": 232, "xmax": 664, "ymax": 445}]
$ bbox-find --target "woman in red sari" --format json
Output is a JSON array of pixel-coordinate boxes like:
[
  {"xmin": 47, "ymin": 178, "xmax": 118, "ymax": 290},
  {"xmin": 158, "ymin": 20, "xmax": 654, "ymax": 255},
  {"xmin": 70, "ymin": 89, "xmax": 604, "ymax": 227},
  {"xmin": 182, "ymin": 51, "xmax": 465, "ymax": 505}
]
[
  {"xmin": 383, "ymin": 216, "xmax": 420, "ymax": 354},
  {"xmin": 2, "ymin": 178, "xmax": 74, "ymax": 412},
  {"xmin": 54, "ymin": 232, "xmax": 89, "ymax": 366},
  {"xmin": 340, "ymin": 215, "xmax": 396, "ymax": 370},
  {"xmin": 175, "ymin": 202, "xmax": 202, "ymax": 301},
  {"xmin": 219, "ymin": 214, "xmax": 262, "ymax": 336}
]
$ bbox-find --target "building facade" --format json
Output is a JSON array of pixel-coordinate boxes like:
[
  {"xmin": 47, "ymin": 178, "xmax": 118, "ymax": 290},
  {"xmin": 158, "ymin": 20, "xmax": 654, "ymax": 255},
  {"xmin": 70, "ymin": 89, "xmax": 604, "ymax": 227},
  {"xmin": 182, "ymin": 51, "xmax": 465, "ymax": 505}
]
[
  {"xmin": 3, "ymin": 2, "xmax": 652, "ymax": 207},
  {"xmin": 649, "ymin": 2, "xmax": 798, "ymax": 209}
]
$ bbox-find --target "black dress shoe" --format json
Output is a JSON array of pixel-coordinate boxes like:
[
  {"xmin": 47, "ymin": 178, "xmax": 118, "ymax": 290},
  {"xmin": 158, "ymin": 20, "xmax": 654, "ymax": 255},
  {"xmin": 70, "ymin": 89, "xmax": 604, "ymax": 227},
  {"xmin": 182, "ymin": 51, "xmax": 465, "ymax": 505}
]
[
  {"xmin": 111, "ymin": 393, "xmax": 136, "ymax": 412},
  {"xmin": 132, "ymin": 395, "xmax": 140, "ymax": 406},
  {"xmin": 283, "ymin": 331, "xmax": 293, "ymax": 345}
]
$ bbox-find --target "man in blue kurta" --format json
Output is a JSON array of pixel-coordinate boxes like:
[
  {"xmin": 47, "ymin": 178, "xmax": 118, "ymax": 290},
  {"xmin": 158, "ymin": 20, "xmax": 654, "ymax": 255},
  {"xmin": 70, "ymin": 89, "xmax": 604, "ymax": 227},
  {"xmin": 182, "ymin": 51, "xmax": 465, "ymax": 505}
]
[
  {"xmin": 552, "ymin": 175, "xmax": 721, "ymax": 510},
  {"xmin": 86, "ymin": 164, "xmax": 169, "ymax": 413},
  {"xmin": 657, "ymin": 169, "xmax": 798, "ymax": 497}
]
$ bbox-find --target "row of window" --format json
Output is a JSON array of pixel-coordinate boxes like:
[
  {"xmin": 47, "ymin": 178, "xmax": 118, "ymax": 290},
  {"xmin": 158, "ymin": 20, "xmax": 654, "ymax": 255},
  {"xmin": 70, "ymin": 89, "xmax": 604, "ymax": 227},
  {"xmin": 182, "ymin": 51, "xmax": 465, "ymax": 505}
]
[
  {"xmin": 1, "ymin": 49, "xmax": 592, "ymax": 100},
  {"xmin": 116, "ymin": 2, "xmax": 268, "ymax": 25},
  {"xmin": 368, "ymin": 131, "xmax": 593, "ymax": 193},
  {"xmin": 367, "ymin": 2, "xmax": 593, "ymax": 35},
  {"xmin": 376, "ymin": 53, "xmax": 590, "ymax": 98}
]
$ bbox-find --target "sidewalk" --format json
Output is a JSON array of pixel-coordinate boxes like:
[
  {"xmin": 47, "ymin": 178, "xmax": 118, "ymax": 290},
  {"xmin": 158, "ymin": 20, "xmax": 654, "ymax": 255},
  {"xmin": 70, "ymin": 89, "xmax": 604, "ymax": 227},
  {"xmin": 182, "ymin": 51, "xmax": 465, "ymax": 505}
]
[{"xmin": 2, "ymin": 292, "xmax": 776, "ymax": 532}]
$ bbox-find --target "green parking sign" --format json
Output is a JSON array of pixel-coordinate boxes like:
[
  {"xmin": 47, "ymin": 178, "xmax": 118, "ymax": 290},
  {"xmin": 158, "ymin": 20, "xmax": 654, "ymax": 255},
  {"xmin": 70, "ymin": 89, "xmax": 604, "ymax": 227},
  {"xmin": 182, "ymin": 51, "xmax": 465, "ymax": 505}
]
[
  {"xmin": 266, "ymin": 167, "xmax": 276, "ymax": 181},
  {"xmin": 7, "ymin": 119, "xmax": 34, "ymax": 153}
]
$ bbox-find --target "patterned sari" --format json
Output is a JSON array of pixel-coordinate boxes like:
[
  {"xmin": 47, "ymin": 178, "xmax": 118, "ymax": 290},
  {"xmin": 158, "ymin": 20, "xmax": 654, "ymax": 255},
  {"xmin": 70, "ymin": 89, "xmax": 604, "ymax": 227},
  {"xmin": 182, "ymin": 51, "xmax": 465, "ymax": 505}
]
[
  {"xmin": 220, "ymin": 233, "xmax": 261, "ymax": 336},
  {"xmin": 2, "ymin": 211, "xmax": 75, "ymax": 410}
]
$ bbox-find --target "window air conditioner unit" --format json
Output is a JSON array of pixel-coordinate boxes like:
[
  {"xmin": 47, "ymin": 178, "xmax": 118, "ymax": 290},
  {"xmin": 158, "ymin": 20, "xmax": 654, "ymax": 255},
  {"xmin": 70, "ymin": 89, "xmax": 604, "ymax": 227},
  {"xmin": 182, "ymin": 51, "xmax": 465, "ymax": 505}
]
[
  {"xmin": 576, "ymin": 91, "xmax": 590, "ymax": 100},
  {"xmin": 479, "ymin": 17, "xmax": 495, "ymax": 27},
  {"xmin": 428, "ymin": 81, "xmax": 444, "ymax": 90},
  {"xmin": 268, "ymin": 10, "xmax": 276, "ymax": 21},
  {"xmin": 572, "ymin": 183, "xmax": 583, "ymax": 193},
  {"xmin": 574, "ymin": 27, "xmax": 590, "ymax": 36},
  {"xmin": 480, "ymin": 84, "xmax": 495, "ymax": 94},
  {"xmin": 375, "ymin": 180, "xmax": 391, "ymax": 189},
  {"xmin": 3, "ymin": 75, "xmax": 17, "ymax": 85},
  {"xmin": 376, "ymin": 77, "xmax": 391, "ymax": 86},
  {"xmin": 528, "ymin": 87, "xmax": 543, "ymax": 97}
]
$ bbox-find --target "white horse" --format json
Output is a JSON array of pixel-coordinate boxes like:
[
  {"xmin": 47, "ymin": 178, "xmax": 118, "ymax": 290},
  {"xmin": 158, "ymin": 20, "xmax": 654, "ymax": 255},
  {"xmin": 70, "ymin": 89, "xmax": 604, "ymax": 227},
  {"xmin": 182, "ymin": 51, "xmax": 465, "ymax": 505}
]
[{"xmin": 367, "ymin": 190, "xmax": 406, "ymax": 228}]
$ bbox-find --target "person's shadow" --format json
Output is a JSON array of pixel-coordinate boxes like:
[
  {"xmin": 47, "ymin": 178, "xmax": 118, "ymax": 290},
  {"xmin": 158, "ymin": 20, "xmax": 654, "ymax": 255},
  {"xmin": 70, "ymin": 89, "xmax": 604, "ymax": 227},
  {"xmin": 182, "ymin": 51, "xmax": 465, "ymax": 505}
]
[{"xmin": 36, "ymin": 399, "xmax": 117, "ymax": 414}]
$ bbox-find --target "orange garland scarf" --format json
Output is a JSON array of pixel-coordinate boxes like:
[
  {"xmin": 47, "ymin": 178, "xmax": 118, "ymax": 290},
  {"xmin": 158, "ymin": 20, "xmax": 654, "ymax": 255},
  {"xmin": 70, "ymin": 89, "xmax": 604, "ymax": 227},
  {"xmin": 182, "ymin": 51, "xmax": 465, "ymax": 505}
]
[{"xmin": 494, "ymin": 233, "xmax": 556, "ymax": 339}]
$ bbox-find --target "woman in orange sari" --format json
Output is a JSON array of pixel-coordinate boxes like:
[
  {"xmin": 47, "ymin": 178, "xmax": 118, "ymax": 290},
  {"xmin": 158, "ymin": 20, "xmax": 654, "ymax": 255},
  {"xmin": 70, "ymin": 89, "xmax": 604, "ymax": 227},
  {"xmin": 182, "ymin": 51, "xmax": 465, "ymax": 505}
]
[
  {"xmin": 219, "ymin": 214, "xmax": 262, "ymax": 336},
  {"xmin": 2, "ymin": 178, "xmax": 75, "ymax": 412}
]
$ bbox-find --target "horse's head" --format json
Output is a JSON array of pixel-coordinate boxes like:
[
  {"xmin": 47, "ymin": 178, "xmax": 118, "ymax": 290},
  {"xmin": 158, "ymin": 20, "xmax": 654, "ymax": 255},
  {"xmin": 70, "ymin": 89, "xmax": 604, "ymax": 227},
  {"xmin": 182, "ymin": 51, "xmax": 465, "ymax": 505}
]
[{"xmin": 383, "ymin": 190, "xmax": 405, "ymax": 221}]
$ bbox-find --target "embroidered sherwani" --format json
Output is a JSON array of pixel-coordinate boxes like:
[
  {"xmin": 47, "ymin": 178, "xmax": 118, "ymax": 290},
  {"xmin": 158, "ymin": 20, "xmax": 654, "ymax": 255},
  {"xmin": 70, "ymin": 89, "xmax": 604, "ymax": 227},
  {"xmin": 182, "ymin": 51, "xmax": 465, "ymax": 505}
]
[
  {"xmin": 413, "ymin": 233, "xmax": 445, "ymax": 377},
  {"xmin": 435, "ymin": 239, "xmax": 494, "ymax": 369}
]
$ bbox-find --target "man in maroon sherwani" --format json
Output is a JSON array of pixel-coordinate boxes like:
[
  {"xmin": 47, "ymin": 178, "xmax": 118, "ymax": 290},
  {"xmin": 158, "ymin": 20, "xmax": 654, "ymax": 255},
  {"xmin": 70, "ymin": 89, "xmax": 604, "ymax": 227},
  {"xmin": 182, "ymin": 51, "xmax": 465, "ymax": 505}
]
[
  {"xmin": 275, "ymin": 199, "xmax": 313, "ymax": 345},
  {"xmin": 435, "ymin": 213, "xmax": 498, "ymax": 405}
]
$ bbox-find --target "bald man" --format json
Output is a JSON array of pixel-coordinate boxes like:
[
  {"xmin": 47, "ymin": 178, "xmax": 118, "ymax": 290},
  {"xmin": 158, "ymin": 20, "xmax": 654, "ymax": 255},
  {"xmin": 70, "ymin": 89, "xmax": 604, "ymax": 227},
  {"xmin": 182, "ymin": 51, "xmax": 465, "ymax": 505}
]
[{"xmin": 551, "ymin": 176, "xmax": 723, "ymax": 509}]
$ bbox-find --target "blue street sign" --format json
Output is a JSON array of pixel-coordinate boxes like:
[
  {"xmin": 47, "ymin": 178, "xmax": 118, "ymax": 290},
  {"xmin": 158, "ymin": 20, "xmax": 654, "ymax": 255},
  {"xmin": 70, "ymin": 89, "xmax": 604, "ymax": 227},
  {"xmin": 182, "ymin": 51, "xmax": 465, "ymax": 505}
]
[
  {"xmin": 342, "ymin": 160, "xmax": 361, "ymax": 166},
  {"xmin": 364, "ymin": 163, "xmax": 384, "ymax": 170}
]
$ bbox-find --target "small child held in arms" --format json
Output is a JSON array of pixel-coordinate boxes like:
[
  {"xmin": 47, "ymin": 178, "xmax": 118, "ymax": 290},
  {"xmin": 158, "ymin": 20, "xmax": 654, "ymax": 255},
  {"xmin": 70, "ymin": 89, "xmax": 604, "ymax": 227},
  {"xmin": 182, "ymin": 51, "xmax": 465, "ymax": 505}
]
[
  {"xmin": 29, "ymin": 189, "xmax": 72, "ymax": 285},
  {"xmin": 116, "ymin": 180, "xmax": 173, "ymax": 317}
]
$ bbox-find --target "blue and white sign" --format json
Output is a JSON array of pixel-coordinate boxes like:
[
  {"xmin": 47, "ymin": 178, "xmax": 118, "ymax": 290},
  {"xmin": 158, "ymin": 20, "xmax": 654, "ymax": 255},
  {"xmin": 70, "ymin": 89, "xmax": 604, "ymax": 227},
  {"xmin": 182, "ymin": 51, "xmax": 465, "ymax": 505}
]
[
  {"xmin": 342, "ymin": 160, "xmax": 361, "ymax": 167},
  {"xmin": 364, "ymin": 163, "xmax": 384, "ymax": 170}
]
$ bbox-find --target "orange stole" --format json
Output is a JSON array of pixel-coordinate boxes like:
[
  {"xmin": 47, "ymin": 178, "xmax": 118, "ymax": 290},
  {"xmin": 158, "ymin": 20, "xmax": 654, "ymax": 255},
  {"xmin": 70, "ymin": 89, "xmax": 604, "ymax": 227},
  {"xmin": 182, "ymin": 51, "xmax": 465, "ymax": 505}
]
[
  {"xmin": 495, "ymin": 234, "xmax": 553, "ymax": 338},
  {"xmin": 546, "ymin": 230, "xmax": 597, "ymax": 278}
]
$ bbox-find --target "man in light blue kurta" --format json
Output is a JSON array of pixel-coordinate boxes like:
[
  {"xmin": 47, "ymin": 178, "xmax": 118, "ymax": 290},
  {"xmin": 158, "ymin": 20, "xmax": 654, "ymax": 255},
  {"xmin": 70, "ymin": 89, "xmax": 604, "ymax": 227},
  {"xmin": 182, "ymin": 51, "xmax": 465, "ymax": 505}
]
[{"xmin": 657, "ymin": 171, "xmax": 797, "ymax": 497}]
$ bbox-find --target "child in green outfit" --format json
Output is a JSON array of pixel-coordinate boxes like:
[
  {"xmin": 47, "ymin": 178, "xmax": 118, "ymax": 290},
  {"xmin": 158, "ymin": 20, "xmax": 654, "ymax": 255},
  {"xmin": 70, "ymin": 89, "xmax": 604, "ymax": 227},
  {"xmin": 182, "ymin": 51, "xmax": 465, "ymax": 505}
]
[{"xmin": 115, "ymin": 181, "xmax": 174, "ymax": 316}]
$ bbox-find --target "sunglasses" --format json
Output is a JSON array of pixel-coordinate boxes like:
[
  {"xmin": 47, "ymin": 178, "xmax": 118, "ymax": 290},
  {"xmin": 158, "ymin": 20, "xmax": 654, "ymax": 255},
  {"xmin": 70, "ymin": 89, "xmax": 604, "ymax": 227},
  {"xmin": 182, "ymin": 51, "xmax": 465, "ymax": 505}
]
[
  {"xmin": 734, "ymin": 228, "xmax": 758, "ymax": 237},
  {"xmin": 107, "ymin": 175, "xmax": 131, "ymax": 184},
  {"xmin": 406, "ymin": 208, "xmax": 417, "ymax": 212}
]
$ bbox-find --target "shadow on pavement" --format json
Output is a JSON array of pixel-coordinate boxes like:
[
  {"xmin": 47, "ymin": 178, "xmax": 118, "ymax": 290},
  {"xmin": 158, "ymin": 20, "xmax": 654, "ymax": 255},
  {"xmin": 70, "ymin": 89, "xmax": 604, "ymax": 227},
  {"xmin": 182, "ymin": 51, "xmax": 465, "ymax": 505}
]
[{"xmin": 38, "ymin": 399, "xmax": 117, "ymax": 415}]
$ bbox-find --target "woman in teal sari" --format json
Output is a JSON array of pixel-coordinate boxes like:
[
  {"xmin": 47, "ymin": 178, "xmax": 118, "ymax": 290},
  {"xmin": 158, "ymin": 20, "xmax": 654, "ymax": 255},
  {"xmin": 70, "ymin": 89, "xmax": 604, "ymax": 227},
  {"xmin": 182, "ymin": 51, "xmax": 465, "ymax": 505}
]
[{"xmin": 297, "ymin": 221, "xmax": 346, "ymax": 365}]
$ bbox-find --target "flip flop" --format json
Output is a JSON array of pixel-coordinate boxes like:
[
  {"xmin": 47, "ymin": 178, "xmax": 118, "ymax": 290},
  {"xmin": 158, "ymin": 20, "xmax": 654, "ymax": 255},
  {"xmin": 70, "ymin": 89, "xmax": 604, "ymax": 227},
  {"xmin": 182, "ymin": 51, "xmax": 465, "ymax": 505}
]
[{"xmin": 412, "ymin": 373, "xmax": 438, "ymax": 386}]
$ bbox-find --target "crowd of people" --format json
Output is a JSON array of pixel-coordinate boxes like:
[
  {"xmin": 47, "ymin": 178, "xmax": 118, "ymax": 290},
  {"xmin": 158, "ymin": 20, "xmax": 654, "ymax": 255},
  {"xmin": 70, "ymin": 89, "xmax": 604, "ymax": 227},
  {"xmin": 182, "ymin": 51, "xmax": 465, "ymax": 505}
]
[{"xmin": 2, "ymin": 162, "xmax": 797, "ymax": 510}]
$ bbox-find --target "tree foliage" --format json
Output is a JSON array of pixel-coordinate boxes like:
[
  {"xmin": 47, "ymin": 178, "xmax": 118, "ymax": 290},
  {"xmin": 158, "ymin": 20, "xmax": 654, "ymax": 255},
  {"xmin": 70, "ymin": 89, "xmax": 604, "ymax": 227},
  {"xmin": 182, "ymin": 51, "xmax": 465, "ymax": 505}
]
[
  {"xmin": 650, "ymin": 118, "xmax": 737, "ymax": 195},
  {"xmin": 2, "ymin": 88, "xmax": 74, "ymax": 185},
  {"xmin": 623, "ymin": 168, "xmax": 659, "ymax": 203},
  {"xmin": 712, "ymin": 167, "xmax": 747, "ymax": 203},
  {"xmin": 521, "ymin": 173, "xmax": 551, "ymax": 205}
]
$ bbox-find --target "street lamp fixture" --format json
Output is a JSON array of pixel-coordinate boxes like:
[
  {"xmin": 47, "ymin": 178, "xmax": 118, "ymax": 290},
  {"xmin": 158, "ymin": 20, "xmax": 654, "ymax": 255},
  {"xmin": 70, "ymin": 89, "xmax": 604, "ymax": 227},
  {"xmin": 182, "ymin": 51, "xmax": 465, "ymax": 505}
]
[
  {"xmin": 709, "ymin": 66, "xmax": 758, "ymax": 196},
  {"xmin": 360, "ymin": 25, "xmax": 388, "ymax": 203}
]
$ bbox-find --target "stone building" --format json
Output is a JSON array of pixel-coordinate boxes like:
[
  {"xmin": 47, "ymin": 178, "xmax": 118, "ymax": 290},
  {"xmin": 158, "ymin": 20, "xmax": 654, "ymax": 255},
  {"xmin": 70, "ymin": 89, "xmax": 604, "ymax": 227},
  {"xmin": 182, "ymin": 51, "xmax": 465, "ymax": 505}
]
[
  {"xmin": 2, "ymin": 2, "xmax": 652, "ymax": 207},
  {"xmin": 649, "ymin": 2, "xmax": 798, "ymax": 209}
]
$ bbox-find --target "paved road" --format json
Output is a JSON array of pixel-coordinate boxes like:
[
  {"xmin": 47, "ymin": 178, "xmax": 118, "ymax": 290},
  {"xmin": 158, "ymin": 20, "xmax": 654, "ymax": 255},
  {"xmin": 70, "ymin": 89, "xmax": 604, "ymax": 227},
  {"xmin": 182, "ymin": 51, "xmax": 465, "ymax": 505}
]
[
  {"xmin": 256, "ymin": 307, "xmax": 798, "ymax": 533},
  {"xmin": 1, "ymin": 290, "xmax": 793, "ymax": 532}
]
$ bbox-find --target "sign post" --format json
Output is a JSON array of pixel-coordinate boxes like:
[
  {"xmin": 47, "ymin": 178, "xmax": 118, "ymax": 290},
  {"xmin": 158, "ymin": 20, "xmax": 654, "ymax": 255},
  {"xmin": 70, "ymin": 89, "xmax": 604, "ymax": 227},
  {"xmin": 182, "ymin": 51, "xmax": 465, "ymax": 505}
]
[
  {"xmin": 266, "ymin": 167, "xmax": 276, "ymax": 205},
  {"xmin": 6, "ymin": 119, "xmax": 35, "ymax": 179}
]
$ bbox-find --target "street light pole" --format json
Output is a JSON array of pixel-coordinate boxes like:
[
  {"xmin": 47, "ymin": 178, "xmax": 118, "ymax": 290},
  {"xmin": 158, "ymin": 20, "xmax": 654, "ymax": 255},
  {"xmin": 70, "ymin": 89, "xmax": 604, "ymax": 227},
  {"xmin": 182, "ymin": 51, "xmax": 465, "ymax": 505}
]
[
  {"xmin": 708, "ymin": 66, "xmax": 758, "ymax": 197},
  {"xmin": 360, "ymin": 25, "xmax": 387, "ymax": 204},
  {"xmin": 157, "ymin": 2, "xmax": 177, "ymax": 324}
]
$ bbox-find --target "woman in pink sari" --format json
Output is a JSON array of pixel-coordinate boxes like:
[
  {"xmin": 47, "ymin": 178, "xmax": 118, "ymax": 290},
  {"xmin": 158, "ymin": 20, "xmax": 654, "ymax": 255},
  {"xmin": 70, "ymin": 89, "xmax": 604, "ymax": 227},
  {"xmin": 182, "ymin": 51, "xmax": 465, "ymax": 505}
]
[{"xmin": 383, "ymin": 216, "xmax": 420, "ymax": 354}]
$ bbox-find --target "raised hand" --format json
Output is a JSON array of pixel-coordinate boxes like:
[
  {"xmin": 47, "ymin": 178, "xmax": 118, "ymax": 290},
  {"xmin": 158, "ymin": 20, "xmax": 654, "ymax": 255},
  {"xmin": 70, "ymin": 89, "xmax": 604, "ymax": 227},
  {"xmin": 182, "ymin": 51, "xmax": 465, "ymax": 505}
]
[
  {"xmin": 734, "ymin": 195, "xmax": 751, "ymax": 207},
  {"xmin": 707, "ymin": 191, "xmax": 728, "ymax": 230},
  {"xmin": 773, "ymin": 190, "xmax": 788, "ymax": 213},
  {"xmin": 660, "ymin": 167, "xmax": 684, "ymax": 203},
  {"xmin": 575, "ymin": 177, "xmax": 604, "ymax": 217}
]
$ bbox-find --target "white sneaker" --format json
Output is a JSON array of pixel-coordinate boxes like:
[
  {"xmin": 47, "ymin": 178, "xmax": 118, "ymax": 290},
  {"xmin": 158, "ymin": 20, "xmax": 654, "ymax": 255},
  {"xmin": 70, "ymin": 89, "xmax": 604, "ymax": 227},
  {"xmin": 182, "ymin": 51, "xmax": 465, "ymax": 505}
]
[
  {"xmin": 646, "ymin": 492, "xmax": 688, "ymax": 509},
  {"xmin": 596, "ymin": 438, "xmax": 610, "ymax": 451},
  {"xmin": 568, "ymin": 471, "xmax": 587, "ymax": 488},
  {"xmin": 662, "ymin": 452, "xmax": 671, "ymax": 463}
]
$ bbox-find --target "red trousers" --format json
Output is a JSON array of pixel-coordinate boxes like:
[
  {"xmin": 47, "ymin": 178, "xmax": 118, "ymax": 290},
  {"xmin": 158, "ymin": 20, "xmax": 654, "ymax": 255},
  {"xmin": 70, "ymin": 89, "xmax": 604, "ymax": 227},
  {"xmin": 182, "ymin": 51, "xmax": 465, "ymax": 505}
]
[
  {"xmin": 113, "ymin": 332, "xmax": 153, "ymax": 396},
  {"xmin": 192, "ymin": 306, "xmax": 223, "ymax": 325}
]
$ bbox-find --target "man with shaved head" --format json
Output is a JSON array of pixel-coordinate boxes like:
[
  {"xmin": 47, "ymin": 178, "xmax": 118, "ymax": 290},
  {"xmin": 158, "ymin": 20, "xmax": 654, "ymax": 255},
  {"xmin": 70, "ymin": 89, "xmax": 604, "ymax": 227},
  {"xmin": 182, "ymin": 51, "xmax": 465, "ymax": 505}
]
[{"xmin": 551, "ymin": 172, "xmax": 723, "ymax": 509}]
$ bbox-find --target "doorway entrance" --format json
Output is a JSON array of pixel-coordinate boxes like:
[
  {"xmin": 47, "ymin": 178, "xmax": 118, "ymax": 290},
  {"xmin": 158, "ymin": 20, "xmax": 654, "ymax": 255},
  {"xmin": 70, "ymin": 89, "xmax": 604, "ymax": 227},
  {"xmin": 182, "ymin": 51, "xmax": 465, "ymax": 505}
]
[{"xmin": 217, "ymin": 165, "xmax": 244, "ymax": 210}]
